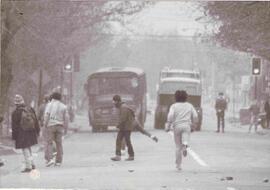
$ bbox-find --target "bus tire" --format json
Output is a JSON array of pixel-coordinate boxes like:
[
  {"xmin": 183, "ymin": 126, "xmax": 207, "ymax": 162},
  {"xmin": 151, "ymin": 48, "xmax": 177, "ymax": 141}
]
[
  {"xmin": 196, "ymin": 123, "xmax": 202, "ymax": 131},
  {"xmin": 154, "ymin": 116, "xmax": 165, "ymax": 129},
  {"xmin": 92, "ymin": 125, "xmax": 99, "ymax": 133}
]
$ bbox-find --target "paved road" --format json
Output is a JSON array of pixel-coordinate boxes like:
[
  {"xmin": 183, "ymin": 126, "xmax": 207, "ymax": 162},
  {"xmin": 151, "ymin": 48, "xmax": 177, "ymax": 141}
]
[{"xmin": 0, "ymin": 104, "xmax": 270, "ymax": 190}]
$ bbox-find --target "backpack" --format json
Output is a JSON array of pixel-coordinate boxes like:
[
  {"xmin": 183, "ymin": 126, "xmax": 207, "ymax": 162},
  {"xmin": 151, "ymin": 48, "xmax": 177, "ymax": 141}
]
[{"xmin": 20, "ymin": 107, "xmax": 36, "ymax": 131}]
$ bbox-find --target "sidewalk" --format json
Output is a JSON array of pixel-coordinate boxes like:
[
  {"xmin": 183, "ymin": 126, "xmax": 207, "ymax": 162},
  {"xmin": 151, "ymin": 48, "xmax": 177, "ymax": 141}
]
[
  {"xmin": 0, "ymin": 114, "xmax": 83, "ymax": 156},
  {"xmin": 203, "ymin": 102, "xmax": 270, "ymax": 135}
]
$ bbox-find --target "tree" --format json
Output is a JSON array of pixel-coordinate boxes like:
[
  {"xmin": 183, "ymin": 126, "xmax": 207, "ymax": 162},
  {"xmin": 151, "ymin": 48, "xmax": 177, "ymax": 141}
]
[
  {"xmin": 202, "ymin": 2, "xmax": 270, "ymax": 60},
  {"xmin": 0, "ymin": 0, "xmax": 151, "ymax": 115}
]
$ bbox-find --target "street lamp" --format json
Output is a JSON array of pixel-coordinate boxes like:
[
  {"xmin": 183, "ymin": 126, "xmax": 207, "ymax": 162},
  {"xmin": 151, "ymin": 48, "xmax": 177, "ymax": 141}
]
[{"xmin": 64, "ymin": 63, "xmax": 72, "ymax": 72}]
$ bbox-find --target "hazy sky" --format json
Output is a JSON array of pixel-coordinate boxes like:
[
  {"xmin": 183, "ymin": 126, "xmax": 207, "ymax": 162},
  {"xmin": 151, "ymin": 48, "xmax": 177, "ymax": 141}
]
[{"xmin": 111, "ymin": 1, "xmax": 208, "ymax": 37}]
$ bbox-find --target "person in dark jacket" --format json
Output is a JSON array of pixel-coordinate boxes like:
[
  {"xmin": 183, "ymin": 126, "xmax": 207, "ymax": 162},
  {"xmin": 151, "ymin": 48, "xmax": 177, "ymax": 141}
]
[
  {"xmin": 264, "ymin": 100, "xmax": 270, "ymax": 128},
  {"xmin": 12, "ymin": 94, "xmax": 40, "ymax": 173},
  {"xmin": 249, "ymin": 100, "xmax": 260, "ymax": 133},
  {"xmin": 215, "ymin": 92, "xmax": 227, "ymax": 133},
  {"xmin": 111, "ymin": 95, "xmax": 158, "ymax": 161}
]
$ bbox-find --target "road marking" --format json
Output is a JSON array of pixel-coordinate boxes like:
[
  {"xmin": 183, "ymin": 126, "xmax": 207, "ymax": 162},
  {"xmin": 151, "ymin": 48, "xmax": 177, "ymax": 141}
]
[
  {"xmin": 168, "ymin": 131, "xmax": 209, "ymax": 167},
  {"xmin": 227, "ymin": 187, "xmax": 236, "ymax": 190}
]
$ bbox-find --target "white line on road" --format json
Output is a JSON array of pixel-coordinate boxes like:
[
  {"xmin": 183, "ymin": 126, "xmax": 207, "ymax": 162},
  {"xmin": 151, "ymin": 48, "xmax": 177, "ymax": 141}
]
[
  {"xmin": 227, "ymin": 187, "xmax": 237, "ymax": 190},
  {"xmin": 168, "ymin": 131, "xmax": 209, "ymax": 167}
]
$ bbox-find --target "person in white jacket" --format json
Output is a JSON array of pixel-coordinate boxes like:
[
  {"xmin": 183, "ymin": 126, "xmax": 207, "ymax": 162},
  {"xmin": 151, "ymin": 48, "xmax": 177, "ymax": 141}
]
[{"xmin": 165, "ymin": 90, "xmax": 198, "ymax": 171}]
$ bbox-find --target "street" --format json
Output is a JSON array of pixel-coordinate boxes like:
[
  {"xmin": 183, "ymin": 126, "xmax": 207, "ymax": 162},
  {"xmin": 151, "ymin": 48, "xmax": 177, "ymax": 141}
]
[{"xmin": 0, "ymin": 103, "xmax": 270, "ymax": 190}]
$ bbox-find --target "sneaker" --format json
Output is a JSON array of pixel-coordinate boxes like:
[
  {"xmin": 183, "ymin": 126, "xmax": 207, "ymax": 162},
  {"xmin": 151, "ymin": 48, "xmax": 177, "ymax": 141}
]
[
  {"xmin": 21, "ymin": 168, "xmax": 32, "ymax": 173},
  {"xmin": 183, "ymin": 145, "xmax": 188, "ymax": 157},
  {"xmin": 111, "ymin": 156, "xmax": 121, "ymax": 161},
  {"xmin": 55, "ymin": 162, "xmax": 61, "ymax": 167},
  {"xmin": 176, "ymin": 166, "xmax": 182, "ymax": 171},
  {"xmin": 125, "ymin": 156, "xmax": 134, "ymax": 161},
  {"xmin": 183, "ymin": 149, "xmax": 187, "ymax": 157},
  {"xmin": 46, "ymin": 159, "xmax": 55, "ymax": 167}
]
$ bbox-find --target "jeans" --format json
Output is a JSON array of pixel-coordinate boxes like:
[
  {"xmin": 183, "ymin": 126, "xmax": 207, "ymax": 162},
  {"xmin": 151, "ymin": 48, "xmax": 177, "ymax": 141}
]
[
  {"xmin": 217, "ymin": 111, "xmax": 225, "ymax": 131},
  {"xmin": 173, "ymin": 126, "xmax": 190, "ymax": 168},
  {"xmin": 22, "ymin": 147, "xmax": 34, "ymax": 169},
  {"xmin": 116, "ymin": 131, "xmax": 134, "ymax": 157},
  {"xmin": 47, "ymin": 125, "xmax": 64, "ymax": 163}
]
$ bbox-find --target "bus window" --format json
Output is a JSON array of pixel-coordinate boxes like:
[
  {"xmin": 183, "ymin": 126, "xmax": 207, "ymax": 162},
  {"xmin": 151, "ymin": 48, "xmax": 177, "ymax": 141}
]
[
  {"xmin": 131, "ymin": 78, "xmax": 138, "ymax": 88},
  {"xmin": 88, "ymin": 79, "xmax": 99, "ymax": 95}
]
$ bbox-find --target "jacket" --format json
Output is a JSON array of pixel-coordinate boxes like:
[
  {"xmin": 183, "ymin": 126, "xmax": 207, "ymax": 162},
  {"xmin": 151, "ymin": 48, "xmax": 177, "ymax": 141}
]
[
  {"xmin": 117, "ymin": 103, "xmax": 151, "ymax": 135},
  {"xmin": 167, "ymin": 102, "xmax": 198, "ymax": 129},
  {"xmin": 215, "ymin": 97, "xmax": 227, "ymax": 112},
  {"xmin": 11, "ymin": 105, "xmax": 40, "ymax": 149},
  {"xmin": 117, "ymin": 103, "xmax": 134, "ymax": 131},
  {"xmin": 44, "ymin": 99, "xmax": 68, "ymax": 128}
]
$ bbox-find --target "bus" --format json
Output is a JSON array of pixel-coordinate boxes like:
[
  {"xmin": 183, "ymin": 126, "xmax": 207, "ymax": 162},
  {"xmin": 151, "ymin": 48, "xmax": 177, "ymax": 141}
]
[
  {"xmin": 86, "ymin": 67, "xmax": 147, "ymax": 132},
  {"xmin": 154, "ymin": 70, "xmax": 203, "ymax": 131}
]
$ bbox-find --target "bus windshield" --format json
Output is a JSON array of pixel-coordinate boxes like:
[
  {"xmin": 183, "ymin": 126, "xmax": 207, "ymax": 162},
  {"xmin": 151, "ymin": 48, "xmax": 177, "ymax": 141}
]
[
  {"xmin": 161, "ymin": 72, "xmax": 200, "ymax": 79},
  {"xmin": 159, "ymin": 82, "xmax": 200, "ymax": 95},
  {"xmin": 88, "ymin": 77, "xmax": 139, "ymax": 95}
]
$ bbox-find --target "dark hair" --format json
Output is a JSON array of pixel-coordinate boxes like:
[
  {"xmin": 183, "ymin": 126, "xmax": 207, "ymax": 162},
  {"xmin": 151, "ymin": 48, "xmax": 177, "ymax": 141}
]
[
  {"xmin": 113, "ymin": 95, "xmax": 121, "ymax": 102},
  {"xmin": 43, "ymin": 95, "xmax": 50, "ymax": 102},
  {"xmin": 175, "ymin": 90, "xmax": 188, "ymax": 102},
  {"xmin": 51, "ymin": 92, "xmax": 62, "ymax": 101},
  {"xmin": 218, "ymin": 92, "xmax": 224, "ymax": 96}
]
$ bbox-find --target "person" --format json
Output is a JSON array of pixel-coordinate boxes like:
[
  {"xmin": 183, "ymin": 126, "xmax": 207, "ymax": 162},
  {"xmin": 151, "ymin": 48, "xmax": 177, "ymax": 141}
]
[
  {"xmin": 215, "ymin": 92, "xmax": 227, "ymax": 133},
  {"xmin": 165, "ymin": 90, "xmax": 198, "ymax": 171},
  {"xmin": 38, "ymin": 94, "xmax": 50, "ymax": 164},
  {"xmin": 264, "ymin": 99, "xmax": 270, "ymax": 128},
  {"xmin": 44, "ymin": 92, "xmax": 69, "ymax": 167},
  {"xmin": 0, "ymin": 158, "xmax": 4, "ymax": 167},
  {"xmin": 0, "ymin": 115, "xmax": 4, "ymax": 167},
  {"xmin": 0, "ymin": 115, "xmax": 3, "ymax": 135},
  {"xmin": 111, "ymin": 95, "xmax": 158, "ymax": 161},
  {"xmin": 68, "ymin": 105, "xmax": 75, "ymax": 122},
  {"xmin": 11, "ymin": 94, "xmax": 40, "ymax": 173},
  {"xmin": 249, "ymin": 100, "xmax": 260, "ymax": 133}
]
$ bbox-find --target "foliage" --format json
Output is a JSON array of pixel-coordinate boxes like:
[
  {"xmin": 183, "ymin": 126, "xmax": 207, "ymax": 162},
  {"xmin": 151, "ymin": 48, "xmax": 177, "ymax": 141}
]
[
  {"xmin": 0, "ymin": 0, "xmax": 150, "ymax": 114},
  {"xmin": 202, "ymin": 1, "xmax": 270, "ymax": 60}
]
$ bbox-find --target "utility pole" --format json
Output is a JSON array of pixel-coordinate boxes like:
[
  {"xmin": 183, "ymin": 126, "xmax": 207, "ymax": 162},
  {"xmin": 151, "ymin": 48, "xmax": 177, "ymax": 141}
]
[
  {"xmin": 254, "ymin": 76, "xmax": 258, "ymax": 99},
  {"xmin": 211, "ymin": 61, "xmax": 216, "ymax": 97},
  {"xmin": 70, "ymin": 69, "xmax": 73, "ymax": 105},
  {"xmin": 38, "ymin": 69, "xmax": 43, "ymax": 106}
]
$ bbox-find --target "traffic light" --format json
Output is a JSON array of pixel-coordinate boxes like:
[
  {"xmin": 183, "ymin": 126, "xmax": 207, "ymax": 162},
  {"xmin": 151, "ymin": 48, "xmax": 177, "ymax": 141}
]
[
  {"xmin": 63, "ymin": 63, "xmax": 72, "ymax": 72},
  {"xmin": 252, "ymin": 58, "xmax": 261, "ymax": 75}
]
